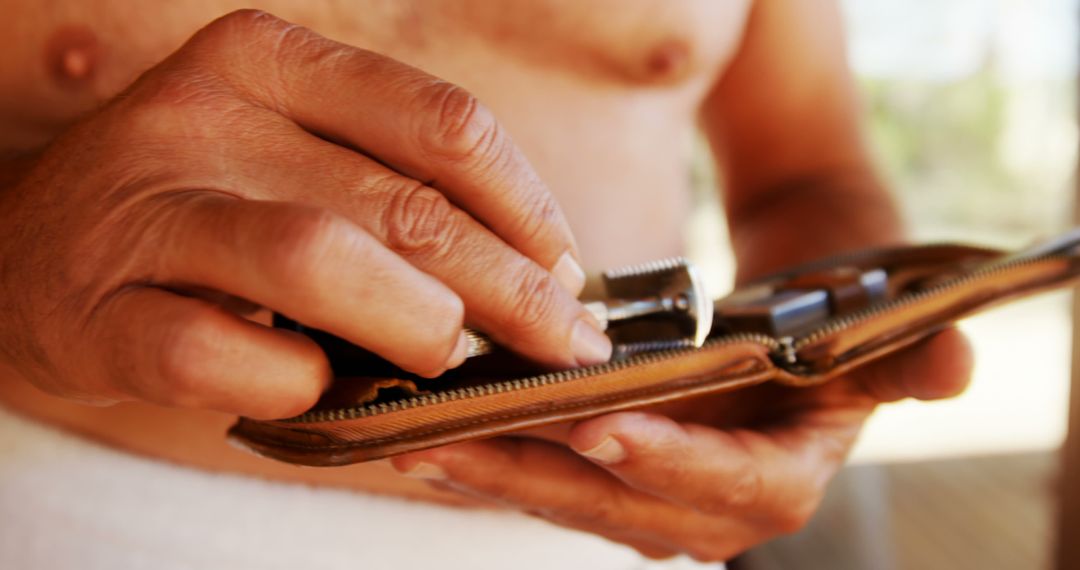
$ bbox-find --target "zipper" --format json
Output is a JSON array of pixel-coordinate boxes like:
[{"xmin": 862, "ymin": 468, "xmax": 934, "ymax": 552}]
[
  {"xmin": 286, "ymin": 331, "xmax": 781, "ymax": 423},
  {"xmin": 786, "ymin": 252, "xmax": 1067, "ymax": 358},
  {"xmin": 287, "ymin": 250, "xmax": 1072, "ymax": 424}
]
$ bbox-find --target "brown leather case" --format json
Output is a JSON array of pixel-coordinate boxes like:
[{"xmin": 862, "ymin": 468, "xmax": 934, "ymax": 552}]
[{"xmin": 229, "ymin": 239, "xmax": 1080, "ymax": 466}]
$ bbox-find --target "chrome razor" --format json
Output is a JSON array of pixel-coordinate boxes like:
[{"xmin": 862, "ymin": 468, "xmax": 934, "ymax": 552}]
[{"xmin": 465, "ymin": 258, "xmax": 713, "ymax": 359}]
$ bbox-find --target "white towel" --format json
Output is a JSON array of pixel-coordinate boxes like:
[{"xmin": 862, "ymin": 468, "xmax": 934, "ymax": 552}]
[{"xmin": 0, "ymin": 405, "xmax": 720, "ymax": 570}]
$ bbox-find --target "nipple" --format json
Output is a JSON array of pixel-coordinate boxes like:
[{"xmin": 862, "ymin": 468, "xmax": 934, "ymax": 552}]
[
  {"xmin": 46, "ymin": 26, "xmax": 99, "ymax": 88},
  {"xmin": 644, "ymin": 39, "xmax": 691, "ymax": 83}
]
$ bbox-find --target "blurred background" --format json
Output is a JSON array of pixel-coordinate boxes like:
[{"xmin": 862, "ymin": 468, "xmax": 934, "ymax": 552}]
[
  {"xmin": 688, "ymin": 0, "xmax": 1078, "ymax": 568},
  {"xmin": 844, "ymin": 0, "xmax": 1076, "ymax": 463}
]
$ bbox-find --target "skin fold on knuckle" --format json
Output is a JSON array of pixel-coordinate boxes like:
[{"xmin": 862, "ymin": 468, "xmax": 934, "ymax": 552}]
[
  {"xmin": 508, "ymin": 189, "xmax": 567, "ymax": 257},
  {"xmin": 417, "ymin": 81, "xmax": 502, "ymax": 167},
  {"xmin": 501, "ymin": 263, "xmax": 563, "ymax": 340},
  {"xmin": 379, "ymin": 181, "xmax": 463, "ymax": 262}
]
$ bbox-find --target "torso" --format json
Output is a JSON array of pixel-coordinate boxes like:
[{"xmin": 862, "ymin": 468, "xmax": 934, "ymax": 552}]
[{"xmin": 0, "ymin": 0, "xmax": 753, "ymax": 503}]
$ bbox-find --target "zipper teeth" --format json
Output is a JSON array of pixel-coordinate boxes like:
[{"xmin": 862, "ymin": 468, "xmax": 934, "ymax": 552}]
[
  {"xmin": 791, "ymin": 253, "xmax": 1063, "ymax": 351},
  {"xmin": 286, "ymin": 332, "xmax": 780, "ymax": 424},
  {"xmin": 286, "ymin": 252, "xmax": 1067, "ymax": 424}
]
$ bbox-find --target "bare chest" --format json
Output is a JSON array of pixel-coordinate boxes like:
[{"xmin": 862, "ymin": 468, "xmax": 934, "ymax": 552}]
[
  {"xmin": 4, "ymin": 0, "xmax": 753, "ymax": 132},
  {"xmin": 338, "ymin": 0, "xmax": 755, "ymax": 87},
  {"xmin": 3, "ymin": 0, "xmax": 753, "ymax": 264}
]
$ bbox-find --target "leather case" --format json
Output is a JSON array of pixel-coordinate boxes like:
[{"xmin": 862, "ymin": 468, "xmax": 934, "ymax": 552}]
[{"xmin": 229, "ymin": 234, "xmax": 1080, "ymax": 466}]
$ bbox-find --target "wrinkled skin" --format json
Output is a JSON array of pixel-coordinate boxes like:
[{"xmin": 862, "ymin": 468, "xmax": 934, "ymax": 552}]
[
  {"xmin": 0, "ymin": 1, "xmax": 973, "ymax": 563},
  {"xmin": 0, "ymin": 11, "xmax": 610, "ymax": 420}
]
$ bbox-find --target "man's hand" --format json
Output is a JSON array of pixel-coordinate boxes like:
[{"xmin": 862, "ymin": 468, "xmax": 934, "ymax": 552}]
[
  {"xmin": 391, "ymin": 328, "xmax": 973, "ymax": 561},
  {"xmin": 388, "ymin": 0, "xmax": 971, "ymax": 560},
  {"xmin": 0, "ymin": 10, "xmax": 611, "ymax": 420}
]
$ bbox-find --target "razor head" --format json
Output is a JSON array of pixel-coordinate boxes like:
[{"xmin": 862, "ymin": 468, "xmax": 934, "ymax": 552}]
[{"xmin": 600, "ymin": 257, "xmax": 713, "ymax": 348}]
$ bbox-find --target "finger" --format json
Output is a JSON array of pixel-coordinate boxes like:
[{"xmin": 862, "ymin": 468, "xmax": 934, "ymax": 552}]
[
  {"xmin": 182, "ymin": 10, "xmax": 585, "ymax": 294},
  {"xmin": 853, "ymin": 327, "xmax": 974, "ymax": 403},
  {"xmin": 147, "ymin": 192, "xmax": 468, "ymax": 377},
  {"xmin": 343, "ymin": 174, "xmax": 609, "ymax": 368},
  {"xmin": 392, "ymin": 439, "xmax": 758, "ymax": 562},
  {"xmin": 567, "ymin": 411, "xmax": 852, "ymax": 532},
  {"xmin": 88, "ymin": 286, "xmax": 330, "ymax": 419},
  {"xmin": 213, "ymin": 127, "xmax": 610, "ymax": 368}
]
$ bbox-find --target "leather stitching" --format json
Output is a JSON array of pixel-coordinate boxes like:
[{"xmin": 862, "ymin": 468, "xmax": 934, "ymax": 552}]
[{"xmin": 247, "ymin": 357, "xmax": 771, "ymax": 451}]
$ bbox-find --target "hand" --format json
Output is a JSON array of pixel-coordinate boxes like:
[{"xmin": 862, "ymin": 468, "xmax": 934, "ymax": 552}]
[
  {"xmin": 391, "ymin": 328, "xmax": 973, "ymax": 561},
  {"xmin": 0, "ymin": 10, "xmax": 611, "ymax": 420}
]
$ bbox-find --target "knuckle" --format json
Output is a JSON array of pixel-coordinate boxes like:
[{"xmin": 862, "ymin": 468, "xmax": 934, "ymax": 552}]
[
  {"xmin": 184, "ymin": 9, "xmax": 333, "ymax": 107},
  {"xmin": 725, "ymin": 462, "xmax": 765, "ymax": 509},
  {"xmin": 510, "ymin": 191, "xmax": 564, "ymax": 246},
  {"xmin": 418, "ymin": 81, "xmax": 501, "ymax": 163},
  {"xmin": 502, "ymin": 264, "xmax": 561, "ymax": 336},
  {"xmin": 193, "ymin": 9, "xmax": 290, "ymax": 51},
  {"xmin": 700, "ymin": 462, "xmax": 764, "ymax": 514},
  {"xmin": 380, "ymin": 181, "xmax": 463, "ymax": 259}
]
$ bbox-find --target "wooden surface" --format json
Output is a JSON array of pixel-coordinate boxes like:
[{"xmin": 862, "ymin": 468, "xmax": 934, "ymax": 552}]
[
  {"xmin": 1058, "ymin": 107, "xmax": 1080, "ymax": 569},
  {"xmin": 737, "ymin": 452, "xmax": 1056, "ymax": 570}
]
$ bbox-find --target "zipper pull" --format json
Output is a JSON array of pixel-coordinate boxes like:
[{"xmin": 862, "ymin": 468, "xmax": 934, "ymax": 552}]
[{"xmin": 777, "ymin": 336, "xmax": 798, "ymax": 365}]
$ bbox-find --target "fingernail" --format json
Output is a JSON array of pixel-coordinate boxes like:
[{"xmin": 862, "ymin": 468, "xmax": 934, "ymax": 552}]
[
  {"xmin": 571, "ymin": 318, "xmax": 612, "ymax": 366},
  {"xmin": 401, "ymin": 462, "xmax": 448, "ymax": 480},
  {"xmin": 447, "ymin": 331, "xmax": 468, "ymax": 369},
  {"xmin": 552, "ymin": 252, "xmax": 586, "ymax": 296},
  {"xmin": 575, "ymin": 436, "xmax": 626, "ymax": 464}
]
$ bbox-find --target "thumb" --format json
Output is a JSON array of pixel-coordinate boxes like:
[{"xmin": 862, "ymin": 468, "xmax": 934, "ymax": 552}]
[{"xmin": 853, "ymin": 327, "xmax": 974, "ymax": 403}]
